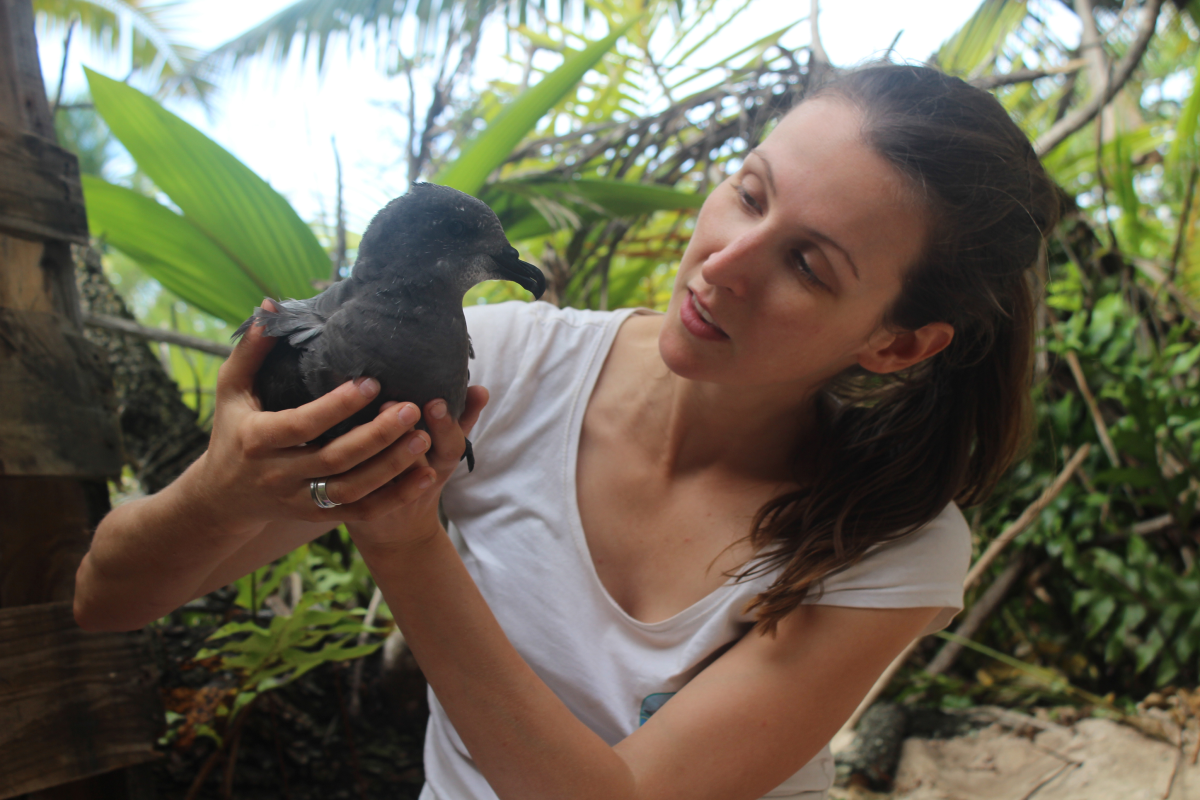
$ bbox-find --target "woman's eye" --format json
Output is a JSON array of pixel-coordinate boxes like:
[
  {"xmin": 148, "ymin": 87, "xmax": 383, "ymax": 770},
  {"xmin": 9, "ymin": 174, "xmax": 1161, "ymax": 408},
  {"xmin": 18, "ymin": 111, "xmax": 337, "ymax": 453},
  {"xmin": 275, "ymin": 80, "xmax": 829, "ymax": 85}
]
[
  {"xmin": 792, "ymin": 250, "xmax": 826, "ymax": 289},
  {"xmin": 735, "ymin": 185, "xmax": 762, "ymax": 213}
]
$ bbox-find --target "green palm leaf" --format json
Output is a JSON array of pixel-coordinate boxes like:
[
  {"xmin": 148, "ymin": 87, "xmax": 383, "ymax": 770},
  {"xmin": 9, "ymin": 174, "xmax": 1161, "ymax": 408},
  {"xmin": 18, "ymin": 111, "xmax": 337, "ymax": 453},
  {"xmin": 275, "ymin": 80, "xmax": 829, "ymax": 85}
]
[
  {"xmin": 82, "ymin": 176, "xmax": 266, "ymax": 325},
  {"xmin": 935, "ymin": 0, "xmax": 1027, "ymax": 77},
  {"xmin": 86, "ymin": 67, "xmax": 331, "ymax": 305},
  {"xmin": 485, "ymin": 179, "xmax": 704, "ymax": 240},
  {"xmin": 434, "ymin": 15, "xmax": 642, "ymax": 197},
  {"xmin": 35, "ymin": 0, "xmax": 213, "ymax": 102},
  {"xmin": 204, "ymin": 0, "xmax": 620, "ymax": 74}
]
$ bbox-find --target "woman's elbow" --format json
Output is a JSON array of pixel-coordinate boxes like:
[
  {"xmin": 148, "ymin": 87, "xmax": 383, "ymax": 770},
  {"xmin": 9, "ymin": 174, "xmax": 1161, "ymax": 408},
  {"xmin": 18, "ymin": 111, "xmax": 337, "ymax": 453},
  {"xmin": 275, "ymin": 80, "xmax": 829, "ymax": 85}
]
[{"xmin": 72, "ymin": 558, "xmax": 143, "ymax": 633}]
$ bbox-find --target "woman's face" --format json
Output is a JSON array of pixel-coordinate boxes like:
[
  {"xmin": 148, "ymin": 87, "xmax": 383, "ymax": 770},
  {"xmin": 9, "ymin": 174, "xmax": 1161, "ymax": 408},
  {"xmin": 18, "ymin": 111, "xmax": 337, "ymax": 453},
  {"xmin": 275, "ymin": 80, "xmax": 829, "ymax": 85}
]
[{"xmin": 659, "ymin": 97, "xmax": 930, "ymax": 392}]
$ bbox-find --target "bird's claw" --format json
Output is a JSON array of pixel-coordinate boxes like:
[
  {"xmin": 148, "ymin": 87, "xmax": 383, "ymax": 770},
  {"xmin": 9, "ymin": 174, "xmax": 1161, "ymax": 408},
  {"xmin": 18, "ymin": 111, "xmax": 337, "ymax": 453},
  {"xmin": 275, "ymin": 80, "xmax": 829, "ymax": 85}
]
[{"xmin": 461, "ymin": 438, "xmax": 475, "ymax": 472}]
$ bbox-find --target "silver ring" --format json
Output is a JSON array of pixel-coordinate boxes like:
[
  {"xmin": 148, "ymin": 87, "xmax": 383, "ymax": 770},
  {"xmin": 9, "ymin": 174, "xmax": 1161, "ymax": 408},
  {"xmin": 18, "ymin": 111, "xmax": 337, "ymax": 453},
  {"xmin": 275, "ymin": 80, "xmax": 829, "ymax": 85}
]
[{"xmin": 310, "ymin": 479, "xmax": 340, "ymax": 509}]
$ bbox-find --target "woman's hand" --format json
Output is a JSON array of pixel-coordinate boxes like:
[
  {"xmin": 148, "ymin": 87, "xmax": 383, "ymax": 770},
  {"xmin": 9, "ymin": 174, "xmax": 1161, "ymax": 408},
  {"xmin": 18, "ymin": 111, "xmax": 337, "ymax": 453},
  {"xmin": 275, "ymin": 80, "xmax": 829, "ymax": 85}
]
[
  {"xmin": 187, "ymin": 300, "xmax": 444, "ymax": 533},
  {"xmin": 345, "ymin": 386, "xmax": 490, "ymax": 553}
]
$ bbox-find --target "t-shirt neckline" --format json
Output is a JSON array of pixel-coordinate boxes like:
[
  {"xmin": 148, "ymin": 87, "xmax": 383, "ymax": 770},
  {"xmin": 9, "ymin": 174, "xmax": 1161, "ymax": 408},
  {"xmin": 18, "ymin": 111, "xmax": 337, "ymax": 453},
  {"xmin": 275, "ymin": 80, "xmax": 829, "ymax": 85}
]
[{"xmin": 560, "ymin": 307, "xmax": 750, "ymax": 633}]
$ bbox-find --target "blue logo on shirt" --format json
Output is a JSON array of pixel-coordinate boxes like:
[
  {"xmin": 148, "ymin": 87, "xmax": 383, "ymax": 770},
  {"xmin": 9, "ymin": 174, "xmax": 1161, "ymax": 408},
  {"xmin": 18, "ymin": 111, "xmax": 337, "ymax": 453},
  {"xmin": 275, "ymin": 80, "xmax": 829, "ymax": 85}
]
[{"xmin": 638, "ymin": 692, "xmax": 676, "ymax": 726}]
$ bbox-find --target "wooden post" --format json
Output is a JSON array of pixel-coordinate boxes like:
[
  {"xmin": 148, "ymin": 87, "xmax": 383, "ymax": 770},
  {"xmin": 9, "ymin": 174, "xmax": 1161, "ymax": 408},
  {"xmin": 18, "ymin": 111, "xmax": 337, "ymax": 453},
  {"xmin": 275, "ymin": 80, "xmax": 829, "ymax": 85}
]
[{"xmin": 0, "ymin": 1, "xmax": 160, "ymax": 797}]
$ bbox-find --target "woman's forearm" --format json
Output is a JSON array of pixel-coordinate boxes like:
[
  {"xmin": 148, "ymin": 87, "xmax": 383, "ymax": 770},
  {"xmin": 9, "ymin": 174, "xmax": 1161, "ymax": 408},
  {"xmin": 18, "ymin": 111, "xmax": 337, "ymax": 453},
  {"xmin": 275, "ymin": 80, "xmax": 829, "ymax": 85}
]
[
  {"xmin": 74, "ymin": 452, "xmax": 266, "ymax": 632},
  {"xmin": 357, "ymin": 527, "xmax": 638, "ymax": 800}
]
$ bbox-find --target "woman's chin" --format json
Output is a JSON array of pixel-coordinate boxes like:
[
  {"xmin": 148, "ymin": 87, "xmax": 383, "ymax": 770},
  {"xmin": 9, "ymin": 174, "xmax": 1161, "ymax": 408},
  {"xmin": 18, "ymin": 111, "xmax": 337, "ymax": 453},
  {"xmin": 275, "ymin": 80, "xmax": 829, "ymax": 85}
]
[{"xmin": 657, "ymin": 316, "xmax": 722, "ymax": 382}]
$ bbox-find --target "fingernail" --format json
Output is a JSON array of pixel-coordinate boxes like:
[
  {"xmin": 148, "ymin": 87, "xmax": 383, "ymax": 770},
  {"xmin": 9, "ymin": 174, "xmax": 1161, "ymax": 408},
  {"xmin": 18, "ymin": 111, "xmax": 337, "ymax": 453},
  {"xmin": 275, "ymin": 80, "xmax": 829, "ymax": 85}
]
[
  {"xmin": 408, "ymin": 433, "xmax": 430, "ymax": 454},
  {"xmin": 397, "ymin": 404, "xmax": 419, "ymax": 426},
  {"xmin": 418, "ymin": 472, "xmax": 434, "ymax": 489},
  {"xmin": 430, "ymin": 401, "xmax": 447, "ymax": 420},
  {"xmin": 355, "ymin": 377, "xmax": 380, "ymax": 398}
]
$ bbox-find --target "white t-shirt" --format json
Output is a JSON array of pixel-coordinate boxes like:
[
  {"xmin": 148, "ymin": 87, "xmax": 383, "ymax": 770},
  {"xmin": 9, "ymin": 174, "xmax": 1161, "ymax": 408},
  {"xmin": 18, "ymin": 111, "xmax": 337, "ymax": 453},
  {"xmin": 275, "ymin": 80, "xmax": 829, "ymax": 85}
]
[{"xmin": 422, "ymin": 301, "xmax": 971, "ymax": 800}]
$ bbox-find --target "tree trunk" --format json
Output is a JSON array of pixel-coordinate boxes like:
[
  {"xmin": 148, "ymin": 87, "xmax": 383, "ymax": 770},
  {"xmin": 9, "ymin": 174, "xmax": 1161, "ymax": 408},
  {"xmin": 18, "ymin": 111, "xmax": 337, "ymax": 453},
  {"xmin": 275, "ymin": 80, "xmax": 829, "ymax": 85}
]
[{"xmin": 74, "ymin": 245, "xmax": 210, "ymax": 493}]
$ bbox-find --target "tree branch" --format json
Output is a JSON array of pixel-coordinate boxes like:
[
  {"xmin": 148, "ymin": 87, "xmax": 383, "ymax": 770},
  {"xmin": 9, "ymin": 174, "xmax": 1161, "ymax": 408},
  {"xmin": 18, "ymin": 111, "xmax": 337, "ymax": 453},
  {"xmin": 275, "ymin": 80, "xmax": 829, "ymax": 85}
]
[
  {"xmin": 1064, "ymin": 350, "xmax": 1120, "ymax": 468},
  {"xmin": 331, "ymin": 136, "xmax": 346, "ymax": 283},
  {"xmin": 839, "ymin": 444, "xmax": 1092, "ymax": 733},
  {"xmin": 82, "ymin": 311, "xmax": 233, "ymax": 358},
  {"xmin": 969, "ymin": 58, "xmax": 1087, "ymax": 90},
  {"xmin": 808, "ymin": 0, "xmax": 830, "ymax": 76},
  {"xmin": 1033, "ymin": 0, "xmax": 1163, "ymax": 156},
  {"xmin": 925, "ymin": 554, "xmax": 1028, "ymax": 676},
  {"xmin": 964, "ymin": 444, "xmax": 1092, "ymax": 588}
]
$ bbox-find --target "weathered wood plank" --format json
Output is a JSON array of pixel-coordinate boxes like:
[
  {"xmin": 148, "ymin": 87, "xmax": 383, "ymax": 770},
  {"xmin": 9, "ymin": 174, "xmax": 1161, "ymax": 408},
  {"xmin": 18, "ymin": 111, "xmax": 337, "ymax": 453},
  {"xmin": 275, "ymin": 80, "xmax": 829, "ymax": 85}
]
[
  {"xmin": 0, "ymin": 307, "xmax": 123, "ymax": 477},
  {"xmin": 0, "ymin": 122, "xmax": 89, "ymax": 244},
  {"xmin": 0, "ymin": 602, "xmax": 161, "ymax": 800},
  {"xmin": 0, "ymin": 477, "xmax": 98, "ymax": 605},
  {"xmin": 0, "ymin": 0, "xmax": 55, "ymax": 139},
  {"xmin": 0, "ymin": 233, "xmax": 52, "ymax": 312}
]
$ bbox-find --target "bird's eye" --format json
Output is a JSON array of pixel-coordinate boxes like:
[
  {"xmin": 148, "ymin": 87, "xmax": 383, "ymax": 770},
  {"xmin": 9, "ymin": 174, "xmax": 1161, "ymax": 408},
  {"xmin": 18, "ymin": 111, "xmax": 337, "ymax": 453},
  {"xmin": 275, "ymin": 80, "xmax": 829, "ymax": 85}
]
[{"xmin": 447, "ymin": 220, "xmax": 467, "ymax": 236}]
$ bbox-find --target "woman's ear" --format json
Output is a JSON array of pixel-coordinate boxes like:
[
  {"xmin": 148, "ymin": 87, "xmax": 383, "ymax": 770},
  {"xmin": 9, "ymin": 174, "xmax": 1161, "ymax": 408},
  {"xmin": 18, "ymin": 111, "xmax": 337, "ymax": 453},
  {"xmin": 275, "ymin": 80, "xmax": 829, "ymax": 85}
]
[{"xmin": 858, "ymin": 322, "xmax": 954, "ymax": 374}]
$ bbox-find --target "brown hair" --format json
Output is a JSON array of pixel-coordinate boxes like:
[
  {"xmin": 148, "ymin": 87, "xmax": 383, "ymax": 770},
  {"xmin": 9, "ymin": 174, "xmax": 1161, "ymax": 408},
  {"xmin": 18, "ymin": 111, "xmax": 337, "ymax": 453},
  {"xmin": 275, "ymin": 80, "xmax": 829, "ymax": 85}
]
[{"xmin": 742, "ymin": 63, "xmax": 1061, "ymax": 631}]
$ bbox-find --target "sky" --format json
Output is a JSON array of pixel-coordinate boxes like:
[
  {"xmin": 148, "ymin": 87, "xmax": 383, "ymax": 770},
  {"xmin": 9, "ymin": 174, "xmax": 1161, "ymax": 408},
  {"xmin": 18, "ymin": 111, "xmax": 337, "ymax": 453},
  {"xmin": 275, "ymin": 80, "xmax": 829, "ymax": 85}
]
[{"xmin": 36, "ymin": 0, "xmax": 1066, "ymax": 234}]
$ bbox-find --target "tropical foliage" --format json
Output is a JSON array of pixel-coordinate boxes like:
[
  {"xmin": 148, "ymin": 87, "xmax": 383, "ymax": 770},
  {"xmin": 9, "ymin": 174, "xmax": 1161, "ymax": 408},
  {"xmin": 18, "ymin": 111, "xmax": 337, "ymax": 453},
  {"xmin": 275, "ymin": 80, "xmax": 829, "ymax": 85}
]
[
  {"xmin": 55, "ymin": 0, "xmax": 1200, "ymax": 746},
  {"xmin": 34, "ymin": 0, "xmax": 214, "ymax": 101}
]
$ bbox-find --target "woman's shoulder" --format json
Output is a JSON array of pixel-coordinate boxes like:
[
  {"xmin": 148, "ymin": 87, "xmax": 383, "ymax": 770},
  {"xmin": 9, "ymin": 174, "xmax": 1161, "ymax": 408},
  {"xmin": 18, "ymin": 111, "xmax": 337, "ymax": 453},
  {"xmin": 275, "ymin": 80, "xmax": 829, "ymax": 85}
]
[
  {"xmin": 806, "ymin": 503, "xmax": 972, "ymax": 634},
  {"xmin": 463, "ymin": 301, "xmax": 637, "ymax": 387}
]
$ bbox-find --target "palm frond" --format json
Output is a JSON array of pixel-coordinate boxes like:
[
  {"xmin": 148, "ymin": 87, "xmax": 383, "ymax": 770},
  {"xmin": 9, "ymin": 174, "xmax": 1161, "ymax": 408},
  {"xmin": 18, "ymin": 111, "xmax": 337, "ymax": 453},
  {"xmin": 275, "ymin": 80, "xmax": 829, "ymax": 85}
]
[{"xmin": 34, "ymin": 0, "xmax": 214, "ymax": 103}]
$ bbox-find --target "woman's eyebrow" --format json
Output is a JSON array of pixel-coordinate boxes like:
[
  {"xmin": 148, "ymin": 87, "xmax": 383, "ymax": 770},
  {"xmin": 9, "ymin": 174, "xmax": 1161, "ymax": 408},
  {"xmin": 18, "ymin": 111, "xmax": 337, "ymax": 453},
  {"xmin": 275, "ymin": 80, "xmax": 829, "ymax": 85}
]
[
  {"xmin": 748, "ymin": 148, "xmax": 861, "ymax": 282},
  {"xmin": 748, "ymin": 148, "xmax": 776, "ymax": 194}
]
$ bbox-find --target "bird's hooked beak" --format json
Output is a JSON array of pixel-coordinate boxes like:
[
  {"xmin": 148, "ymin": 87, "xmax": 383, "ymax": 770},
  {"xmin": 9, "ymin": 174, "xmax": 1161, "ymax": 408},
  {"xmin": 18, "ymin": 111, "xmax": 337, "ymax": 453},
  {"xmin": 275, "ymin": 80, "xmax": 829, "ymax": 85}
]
[{"xmin": 493, "ymin": 246, "xmax": 547, "ymax": 299}]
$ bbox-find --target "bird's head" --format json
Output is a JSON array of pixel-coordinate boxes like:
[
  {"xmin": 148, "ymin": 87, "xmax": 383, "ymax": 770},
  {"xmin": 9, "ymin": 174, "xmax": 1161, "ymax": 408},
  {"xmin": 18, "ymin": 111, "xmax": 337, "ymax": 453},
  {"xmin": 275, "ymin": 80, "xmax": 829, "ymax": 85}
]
[{"xmin": 352, "ymin": 183, "xmax": 546, "ymax": 300}]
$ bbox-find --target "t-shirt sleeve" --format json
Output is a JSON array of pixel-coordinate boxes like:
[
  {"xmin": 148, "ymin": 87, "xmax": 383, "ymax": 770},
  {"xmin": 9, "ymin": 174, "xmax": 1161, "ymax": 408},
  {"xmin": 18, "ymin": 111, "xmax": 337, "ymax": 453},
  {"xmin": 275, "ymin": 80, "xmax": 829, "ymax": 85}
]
[{"xmin": 806, "ymin": 502, "xmax": 972, "ymax": 636}]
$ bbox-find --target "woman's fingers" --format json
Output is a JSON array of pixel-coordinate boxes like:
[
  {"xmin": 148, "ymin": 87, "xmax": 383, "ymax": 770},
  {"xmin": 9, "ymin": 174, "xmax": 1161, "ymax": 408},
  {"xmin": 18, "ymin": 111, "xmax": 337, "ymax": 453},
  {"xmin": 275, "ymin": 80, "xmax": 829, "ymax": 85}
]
[
  {"xmin": 217, "ymin": 299, "xmax": 277, "ymax": 405},
  {"xmin": 342, "ymin": 462, "xmax": 439, "ymax": 520},
  {"xmin": 312, "ymin": 431, "xmax": 433, "ymax": 508},
  {"xmin": 251, "ymin": 377, "xmax": 382, "ymax": 451},
  {"xmin": 423, "ymin": 399, "xmax": 465, "ymax": 470},
  {"xmin": 298, "ymin": 401, "xmax": 421, "ymax": 477}
]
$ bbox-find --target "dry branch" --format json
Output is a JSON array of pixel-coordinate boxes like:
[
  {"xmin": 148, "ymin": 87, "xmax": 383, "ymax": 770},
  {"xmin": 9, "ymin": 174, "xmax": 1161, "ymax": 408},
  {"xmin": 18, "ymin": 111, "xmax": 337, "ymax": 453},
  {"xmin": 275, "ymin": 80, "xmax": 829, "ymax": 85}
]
[
  {"xmin": 969, "ymin": 59, "xmax": 1087, "ymax": 91},
  {"xmin": 925, "ymin": 554, "xmax": 1028, "ymax": 676},
  {"xmin": 1135, "ymin": 258, "xmax": 1200, "ymax": 326},
  {"xmin": 808, "ymin": 0, "xmax": 830, "ymax": 73},
  {"xmin": 840, "ymin": 444, "xmax": 1092, "ymax": 733},
  {"xmin": 1033, "ymin": 0, "xmax": 1163, "ymax": 156},
  {"xmin": 1064, "ymin": 350, "xmax": 1119, "ymax": 468},
  {"xmin": 82, "ymin": 311, "xmax": 234, "ymax": 358},
  {"xmin": 964, "ymin": 444, "xmax": 1092, "ymax": 588}
]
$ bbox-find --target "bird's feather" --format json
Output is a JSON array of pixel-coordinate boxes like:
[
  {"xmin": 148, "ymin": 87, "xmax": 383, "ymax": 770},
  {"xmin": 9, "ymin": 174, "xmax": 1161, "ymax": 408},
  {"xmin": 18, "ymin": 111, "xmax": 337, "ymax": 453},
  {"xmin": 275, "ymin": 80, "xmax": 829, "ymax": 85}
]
[{"xmin": 231, "ymin": 183, "xmax": 546, "ymax": 466}]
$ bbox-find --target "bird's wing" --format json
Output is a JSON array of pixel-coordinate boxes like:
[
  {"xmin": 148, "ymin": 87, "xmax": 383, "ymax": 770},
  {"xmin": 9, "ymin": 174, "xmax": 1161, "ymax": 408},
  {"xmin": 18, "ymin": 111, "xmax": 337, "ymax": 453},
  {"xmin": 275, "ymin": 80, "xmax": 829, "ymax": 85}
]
[{"xmin": 236, "ymin": 280, "xmax": 359, "ymax": 347}]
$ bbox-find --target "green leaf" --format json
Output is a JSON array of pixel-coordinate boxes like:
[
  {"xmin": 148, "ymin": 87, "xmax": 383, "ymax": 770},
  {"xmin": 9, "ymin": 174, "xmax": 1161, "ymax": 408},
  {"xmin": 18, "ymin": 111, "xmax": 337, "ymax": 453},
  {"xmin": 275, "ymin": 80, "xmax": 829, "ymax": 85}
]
[
  {"xmin": 1085, "ymin": 595, "xmax": 1117, "ymax": 638},
  {"xmin": 521, "ymin": 179, "xmax": 705, "ymax": 215},
  {"xmin": 1154, "ymin": 653, "xmax": 1179, "ymax": 688},
  {"xmin": 434, "ymin": 15, "xmax": 642, "ymax": 196},
  {"xmin": 85, "ymin": 68, "xmax": 330, "ymax": 303},
  {"xmin": 489, "ymin": 178, "xmax": 704, "ymax": 240},
  {"xmin": 1135, "ymin": 628, "xmax": 1165, "ymax": 674},
  {"xmin": 83, "ymin": 176, "xmax": 265, "ymax": 325},
  {"xmin": 1166, "ymin": 45, "xmax": 1200, "ymax": 182},
  {"xmin": 935, "ymin": 0, "xmax": 1028, "ymax": 76}
]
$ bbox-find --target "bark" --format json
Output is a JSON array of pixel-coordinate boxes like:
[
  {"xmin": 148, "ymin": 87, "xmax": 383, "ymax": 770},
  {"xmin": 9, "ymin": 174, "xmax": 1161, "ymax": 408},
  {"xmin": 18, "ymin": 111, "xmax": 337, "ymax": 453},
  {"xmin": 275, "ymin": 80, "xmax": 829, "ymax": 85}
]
[{"xmin": 74, "ymin": 244, "xmax": 209, "ymax": 493}]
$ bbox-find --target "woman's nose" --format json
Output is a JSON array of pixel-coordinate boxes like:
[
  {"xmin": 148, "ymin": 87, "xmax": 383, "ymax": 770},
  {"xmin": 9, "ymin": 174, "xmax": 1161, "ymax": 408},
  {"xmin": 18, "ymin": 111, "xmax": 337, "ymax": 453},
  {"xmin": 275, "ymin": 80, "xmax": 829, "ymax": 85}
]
[{"xmin": 700, "ymin": 227, "xmax": 766, "ymax": 295}]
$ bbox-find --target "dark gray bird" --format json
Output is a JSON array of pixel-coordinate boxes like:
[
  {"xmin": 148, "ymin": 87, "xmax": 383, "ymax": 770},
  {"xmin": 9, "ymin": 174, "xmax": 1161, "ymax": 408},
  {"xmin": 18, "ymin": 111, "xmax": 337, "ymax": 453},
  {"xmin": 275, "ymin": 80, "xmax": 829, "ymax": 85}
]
[{"xmin": 233, "ymin": 183, "xmax": 546, "ymax": 470}]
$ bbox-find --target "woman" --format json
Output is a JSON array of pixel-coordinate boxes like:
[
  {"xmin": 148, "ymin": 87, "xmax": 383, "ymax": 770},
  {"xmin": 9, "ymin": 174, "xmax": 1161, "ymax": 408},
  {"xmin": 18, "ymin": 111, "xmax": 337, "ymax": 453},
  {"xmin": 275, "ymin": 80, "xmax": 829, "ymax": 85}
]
[{"xmin": 75, "ymin": 64, "xmax": 1060, "ymax": 800}]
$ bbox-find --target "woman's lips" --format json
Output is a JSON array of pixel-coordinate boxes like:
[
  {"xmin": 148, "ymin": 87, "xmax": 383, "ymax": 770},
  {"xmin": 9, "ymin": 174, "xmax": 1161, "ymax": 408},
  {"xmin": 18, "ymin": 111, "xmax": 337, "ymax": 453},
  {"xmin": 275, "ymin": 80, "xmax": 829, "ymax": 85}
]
[{"xmin": 681, "ymin": 290, "xmax": 729, "ymax": 341}]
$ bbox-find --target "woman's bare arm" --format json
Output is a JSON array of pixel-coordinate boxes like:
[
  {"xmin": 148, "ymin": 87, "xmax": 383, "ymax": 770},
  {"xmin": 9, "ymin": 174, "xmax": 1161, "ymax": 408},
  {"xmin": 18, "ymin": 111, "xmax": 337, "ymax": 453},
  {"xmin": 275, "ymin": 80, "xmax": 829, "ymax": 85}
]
[
  {"xmin": 359, "ymin": 521, "xmax": 935, "ymax": 800},
  {"xmin": 74, "ymin": 304, "xmax": 446, "ymax": 632},
  {"xmin": 343, "ymin": 397, "xmax": 939, "ymax": 800}
]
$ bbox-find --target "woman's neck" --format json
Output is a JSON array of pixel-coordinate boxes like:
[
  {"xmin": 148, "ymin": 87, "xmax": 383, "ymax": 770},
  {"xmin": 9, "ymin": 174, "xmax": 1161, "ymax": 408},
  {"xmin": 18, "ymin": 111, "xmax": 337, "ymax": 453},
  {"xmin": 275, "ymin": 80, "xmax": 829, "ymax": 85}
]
[{"xmin": 613, "ymin": 315, "xmax": 822, "ymax": 485}]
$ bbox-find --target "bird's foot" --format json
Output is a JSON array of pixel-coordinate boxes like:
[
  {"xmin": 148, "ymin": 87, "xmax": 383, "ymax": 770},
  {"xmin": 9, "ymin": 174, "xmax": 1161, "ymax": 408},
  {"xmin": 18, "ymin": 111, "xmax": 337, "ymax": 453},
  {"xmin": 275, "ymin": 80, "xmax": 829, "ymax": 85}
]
[{"xmin": 461, "ymin": 438, "xmax": 475, "ymax": 472}]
